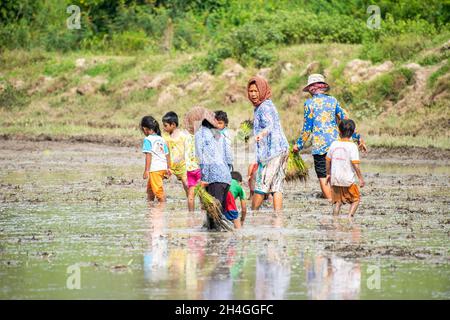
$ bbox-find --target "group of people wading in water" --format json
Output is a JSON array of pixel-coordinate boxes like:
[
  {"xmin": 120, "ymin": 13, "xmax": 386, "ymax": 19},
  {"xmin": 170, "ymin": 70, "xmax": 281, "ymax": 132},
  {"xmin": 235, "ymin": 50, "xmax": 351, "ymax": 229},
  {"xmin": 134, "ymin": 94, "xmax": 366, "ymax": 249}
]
[{"xmin": 140, "ymin": 73, "xmax": 367, "ymax": 229}]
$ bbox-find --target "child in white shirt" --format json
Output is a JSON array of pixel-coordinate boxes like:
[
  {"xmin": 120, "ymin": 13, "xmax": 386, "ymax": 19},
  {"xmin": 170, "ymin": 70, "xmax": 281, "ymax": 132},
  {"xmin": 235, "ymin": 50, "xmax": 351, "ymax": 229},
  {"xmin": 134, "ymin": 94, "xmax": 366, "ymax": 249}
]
[
  {"xmin": 141, "ymin": 116, "xmax": 171, "ymax": 202},
  {"xmin": 326, "ymin": 119, "xmax": 365, "ymax": 218}
]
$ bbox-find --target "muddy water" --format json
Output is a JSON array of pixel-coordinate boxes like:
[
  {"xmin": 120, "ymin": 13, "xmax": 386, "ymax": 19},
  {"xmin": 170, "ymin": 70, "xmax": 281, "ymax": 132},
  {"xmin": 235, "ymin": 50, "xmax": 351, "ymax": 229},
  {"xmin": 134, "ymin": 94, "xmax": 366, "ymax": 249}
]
[{"xmin": 0, "ymin": 140, "xmax": 449, "ymax": 299}]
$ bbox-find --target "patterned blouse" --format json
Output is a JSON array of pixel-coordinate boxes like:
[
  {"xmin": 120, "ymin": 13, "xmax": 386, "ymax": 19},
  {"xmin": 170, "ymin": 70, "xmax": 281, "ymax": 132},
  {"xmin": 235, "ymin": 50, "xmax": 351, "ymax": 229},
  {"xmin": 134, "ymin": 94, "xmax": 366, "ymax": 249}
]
[
  {"xmin": 184, "ymin": 133, "xmax": 199, "ymax": 172},
  {"xmin": 195, "ymin": 126, "xmax": 232, "ymax": 185},
  {"xmin": 253, "ymin": 99, "xmax": 289, "ymax": 163},
  {"xmin": 296, "ymin": 93, "xmax": 361, "ymax": 155}
]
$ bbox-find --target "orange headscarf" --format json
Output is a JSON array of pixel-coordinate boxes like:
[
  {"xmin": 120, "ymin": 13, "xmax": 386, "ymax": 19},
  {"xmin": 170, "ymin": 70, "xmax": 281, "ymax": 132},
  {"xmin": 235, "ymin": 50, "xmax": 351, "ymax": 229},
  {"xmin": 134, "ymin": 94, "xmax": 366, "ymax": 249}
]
[{"xmin": 247, "ymin": 76, "xmax": 272, "ymax": 107}]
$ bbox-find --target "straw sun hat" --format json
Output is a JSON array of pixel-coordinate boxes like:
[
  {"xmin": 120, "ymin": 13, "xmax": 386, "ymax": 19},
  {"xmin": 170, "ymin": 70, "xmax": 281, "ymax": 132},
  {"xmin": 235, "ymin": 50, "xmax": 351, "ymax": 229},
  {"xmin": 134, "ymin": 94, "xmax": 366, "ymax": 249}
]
[{"xmin": 302, "ymin": 73, "xmax": 330, "ymax": 92}]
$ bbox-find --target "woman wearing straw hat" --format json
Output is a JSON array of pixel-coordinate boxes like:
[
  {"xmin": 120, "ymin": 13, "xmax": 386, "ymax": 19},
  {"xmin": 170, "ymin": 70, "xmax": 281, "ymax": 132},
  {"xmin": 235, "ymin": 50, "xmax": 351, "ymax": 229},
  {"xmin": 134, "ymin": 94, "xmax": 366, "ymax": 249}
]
[
  {"xmin": 293, "ymin": 74, "xmax": 366, "ymax": 200},
  {"xmin": 247, "ymin": 76, "xmax": 289, "ymax": 212}
]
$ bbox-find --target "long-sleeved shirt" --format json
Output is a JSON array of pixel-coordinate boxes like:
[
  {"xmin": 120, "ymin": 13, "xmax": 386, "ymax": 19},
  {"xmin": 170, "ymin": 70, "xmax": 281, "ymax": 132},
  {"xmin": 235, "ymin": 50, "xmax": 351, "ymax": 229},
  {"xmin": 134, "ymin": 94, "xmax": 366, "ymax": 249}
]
[
  {"xmin": 195, "ymin": 126, "xmax": 232, "ymax": 185},
  {"xmin": 296, "ymin": 93, "xmax": 361, "ymax": 155},
  {"xmin": 253, "ymin": 99, "xmax": 289, "ymax": 163}
]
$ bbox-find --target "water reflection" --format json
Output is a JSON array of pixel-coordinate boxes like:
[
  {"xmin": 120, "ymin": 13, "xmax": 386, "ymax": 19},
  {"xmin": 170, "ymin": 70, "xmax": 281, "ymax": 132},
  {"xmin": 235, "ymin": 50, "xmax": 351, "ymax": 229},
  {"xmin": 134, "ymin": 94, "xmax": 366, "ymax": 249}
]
[
  {"xmin": 255, "ymin": 242, "xmax": 291, "ymax": 299},
  {"xmin": 202, "ymin": 238, "xmax": 240, "ymax": 300},
  {"xmin": 305, "ymin": 216, "xmax": 362, "ymax": 300},
  {"xmin": 144, "ymin": 203, "xmax": 168, "ymax": 283},
  {"xmin": 143, "ymin": 207, "xmax": 365, "ymax": 300},
  {"xmin": 305, "ymin": 255, "xmax": 361, "ymax": 299}
]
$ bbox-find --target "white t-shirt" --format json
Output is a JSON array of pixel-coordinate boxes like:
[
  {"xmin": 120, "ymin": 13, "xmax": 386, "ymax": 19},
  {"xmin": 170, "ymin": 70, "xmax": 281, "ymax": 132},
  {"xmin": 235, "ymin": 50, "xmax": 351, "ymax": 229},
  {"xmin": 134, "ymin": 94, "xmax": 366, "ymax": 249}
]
[
  {"xmin": 142, "ymin": 134, "xmax": 169, "ymax": 172},
  {"xmin": 326, "ymin": 140, "xmax": 360, "ymax": 187}
]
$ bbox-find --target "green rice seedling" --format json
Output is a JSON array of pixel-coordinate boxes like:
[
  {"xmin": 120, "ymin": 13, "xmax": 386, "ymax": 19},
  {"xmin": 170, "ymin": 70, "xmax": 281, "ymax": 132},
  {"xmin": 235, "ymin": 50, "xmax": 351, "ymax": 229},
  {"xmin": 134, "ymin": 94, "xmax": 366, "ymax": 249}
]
[
  {"xmin": 194, "ymin": 184, "xmax": 233, "ymax": 231},
  {"xmin": 237, "ymin": 119, "xmax": 253, "ymax": 143},
  {"xmin": 285, "ymin": 146, "xmax": 308, "ymax": 182}
]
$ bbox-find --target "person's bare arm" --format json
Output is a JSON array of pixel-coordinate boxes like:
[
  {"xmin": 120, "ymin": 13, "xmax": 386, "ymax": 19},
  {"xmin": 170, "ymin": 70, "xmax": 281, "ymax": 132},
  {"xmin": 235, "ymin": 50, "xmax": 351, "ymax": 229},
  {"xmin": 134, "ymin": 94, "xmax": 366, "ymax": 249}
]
[
  {"xmin": 241, "ymin": 199, "xmax": 247, "ymax": 215},
  {"xmin": 247, "ymin": 163, "xmax": 256, "ymax": 185},
  {"xmin": 351, "ymin": 162, "xmax": 365, "ymax": 187},
  {"xmin": 357, "ymin": 137, "xmax": 367, "ymax": 153},
  {"xmin": 240, "ymin": 199, "xmax": 247, "ymax": 224},
  {"xmin": 165, "ymin": 154, "xmax": 172, "ymax": 177},
  {"xmin": 326, "ymin": 158, "xmax": 331, "ymax": 185},
  {"xmin": 143, "ymin": 153, "xmax": 151, "ymax": 179}
]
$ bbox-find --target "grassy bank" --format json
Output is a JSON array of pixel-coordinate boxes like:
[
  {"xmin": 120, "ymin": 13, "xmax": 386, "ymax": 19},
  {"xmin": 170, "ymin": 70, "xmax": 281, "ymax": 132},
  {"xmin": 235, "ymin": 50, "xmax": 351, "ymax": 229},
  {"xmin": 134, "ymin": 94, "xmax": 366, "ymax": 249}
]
[{"xmin": 0, "ymin": 40, "xmax": 449, "ymax": 150}]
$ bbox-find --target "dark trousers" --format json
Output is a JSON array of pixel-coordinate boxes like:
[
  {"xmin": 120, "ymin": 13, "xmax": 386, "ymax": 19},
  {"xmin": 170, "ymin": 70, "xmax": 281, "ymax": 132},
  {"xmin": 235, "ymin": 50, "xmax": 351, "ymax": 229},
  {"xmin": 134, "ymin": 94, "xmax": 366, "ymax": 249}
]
[
  {"xmin": 313, "ymin": 154, "xmax": 327, "ymax": 178},
  {"xmin": 206, "ymin": 182, "xmax": 230, "ymax": 213}
]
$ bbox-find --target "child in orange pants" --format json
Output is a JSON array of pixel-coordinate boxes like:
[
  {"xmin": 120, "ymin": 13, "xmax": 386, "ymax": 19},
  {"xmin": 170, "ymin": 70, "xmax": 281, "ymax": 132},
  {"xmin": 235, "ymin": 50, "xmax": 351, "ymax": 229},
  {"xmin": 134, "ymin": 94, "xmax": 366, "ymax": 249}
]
[{"xmin": 141, "ymin": 116, "xmax": 171, "ymax": 202}]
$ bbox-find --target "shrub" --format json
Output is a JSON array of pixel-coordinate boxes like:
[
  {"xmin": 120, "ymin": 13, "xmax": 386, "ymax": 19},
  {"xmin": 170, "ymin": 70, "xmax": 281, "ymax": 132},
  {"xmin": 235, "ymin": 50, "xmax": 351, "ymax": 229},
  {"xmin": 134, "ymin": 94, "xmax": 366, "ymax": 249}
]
[
  {"xmin": 113, "ymin": 5, "xmax": 169, "ymax": 38},
  {"xmin": 428, "ymin": 60, "xmax": 450, "ymax": 88},
  {"xmin": 281, "ymin": 74, "xmax": 307, "ymax": 94},
  {"xmin": 398, "ymin": 67, "xmax": 415, "ymax": 86},
  {"xmin": 176, "ymin": 57, "xmax": 206, "ymax": 76},
  {"xmin": 351, "ymin": 99, "xmax": 382, "ymax": 120},
  {"xmin": 110, "ymin": 30, "xmax": 150, "ymax": 53},
  {"xmin": 205, "ymin": 46, "xmax": 232, "ymax": 72},
  {"xmin": 361, "ymin": 33, "xmax": 430, "ymax": 63},
  {"xmin": 361, "ymin": 16, "xmax": 438, "ymax": 62},
  {"xmin": 418, "ymin": 51, "xmax": 450, "ymax": 66},
  {"xmin": 173, "ymin": 13, "xmax": 205, "ymax": 50},
  {"xmin": 0, "ymin": 49, "xmax": 48, "ymax": 70},
  {"xmin": 0, "ymin": 84, "xmax": 29, "ymax": 110},
  {"xmin": 44, "ymin": 60, "xmax": 76, "ymax": 76},
  {"xmin": 358, "ymin": 68, "xmax": 413, "ymax": 104}
]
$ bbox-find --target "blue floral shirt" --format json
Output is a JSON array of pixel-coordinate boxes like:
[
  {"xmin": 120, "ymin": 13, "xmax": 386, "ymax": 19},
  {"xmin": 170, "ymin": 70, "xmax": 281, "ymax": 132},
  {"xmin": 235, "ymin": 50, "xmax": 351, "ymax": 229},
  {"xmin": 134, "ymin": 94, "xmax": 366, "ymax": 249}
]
[
  {"xmin": 296, "ymin": 93, "xmax": 361, "ymax": 155},
  {"xmin": 253, "ymin": 99, "xmax": 289, "ymax": 163},
  {"xmin": 195, "ymin": 126, "xmax": 232, "ymax": 185}
]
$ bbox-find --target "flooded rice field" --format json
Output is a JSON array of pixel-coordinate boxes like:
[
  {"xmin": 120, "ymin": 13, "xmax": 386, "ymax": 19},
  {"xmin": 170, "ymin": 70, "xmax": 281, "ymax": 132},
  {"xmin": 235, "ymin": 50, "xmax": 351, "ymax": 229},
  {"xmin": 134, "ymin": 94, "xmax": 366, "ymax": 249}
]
[{"xmin": 0, "ymin": 140, "xmax": 449, "ymax": 299}]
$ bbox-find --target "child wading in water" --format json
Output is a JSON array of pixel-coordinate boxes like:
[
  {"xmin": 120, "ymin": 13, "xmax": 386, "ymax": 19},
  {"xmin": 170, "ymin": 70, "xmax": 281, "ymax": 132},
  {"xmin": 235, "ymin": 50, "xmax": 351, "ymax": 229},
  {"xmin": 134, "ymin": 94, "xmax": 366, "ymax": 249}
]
[
  {"xmin": 141, "ymin": 116, "xmax": 171, "ymax": 203},
  {"xmin": 326, "ymin": 119, "xmax": 365, "ymax": 218},
  {"xmin": 230, "ymin": 171, "xmax": 247, "ymax": 226},
  {"xmin": 184, "ymin": 129, "xmax": 201, "ymax": 212},
  {"xmin": 162, "ymin": 112, "xmax": 189, "ymax": 201},
  {"xmin": 215, "ymin": 110, "xmax": 232, "ymax": 152}
]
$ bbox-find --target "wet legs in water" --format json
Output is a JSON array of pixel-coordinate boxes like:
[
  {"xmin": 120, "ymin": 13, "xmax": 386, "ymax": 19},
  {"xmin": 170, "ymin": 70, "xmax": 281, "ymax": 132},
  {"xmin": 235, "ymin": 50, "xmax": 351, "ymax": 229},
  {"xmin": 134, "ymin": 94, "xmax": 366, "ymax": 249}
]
[
  {"xmin": 332, "ymin": 201, "xmax": 342, "ymax": 215},
  {"xmin": 187, "ymin": 186, "xmax": 195, "ymax": 212},
  {"xmin": 147, "ymin": 190, "xmax": 155, "ymax": 202},
  {"xmin": 348, "ymin": 200, "xmax": 360, "ymax": 218},
  {"xmin": 333, "ymin": 200, "xmax": 360, "ymax": 218},
  {"xmin": 319, "ymin": 178, "xmax": 332, "ymax": 200},
  {"xmin": 252, "ymin": 192, "xmax": 283, "ymax": 212}
]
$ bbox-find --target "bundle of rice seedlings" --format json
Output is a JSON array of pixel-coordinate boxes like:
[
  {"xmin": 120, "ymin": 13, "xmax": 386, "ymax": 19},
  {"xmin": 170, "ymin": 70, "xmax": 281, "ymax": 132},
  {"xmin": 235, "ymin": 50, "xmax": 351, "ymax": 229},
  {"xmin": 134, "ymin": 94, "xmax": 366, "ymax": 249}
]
[
  {"xmin": 285, "ymin": 146, "xmax": 308, "ymax": 182},
  {"xmin": 237, "ymin": 120, "xmax": 254, "ymax": 143},
  {"xmin": 194, "ymin": 185, "xmax": 233, "ymax": 231}
]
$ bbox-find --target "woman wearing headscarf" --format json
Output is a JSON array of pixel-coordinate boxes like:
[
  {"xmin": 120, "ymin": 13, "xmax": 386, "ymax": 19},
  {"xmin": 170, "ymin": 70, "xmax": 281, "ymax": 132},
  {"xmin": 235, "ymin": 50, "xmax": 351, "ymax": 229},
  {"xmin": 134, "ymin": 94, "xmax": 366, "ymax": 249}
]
[
  {"xmin": 184, "ymin": 107, "xmax": 234, "ymax": 228},
  {"xmin": 248, "ymin": 76, "xmax": 289, "ymax": 212},
  {"xmin": 293, "ymin": 74, "xmax": 367, "ymax": 200}
]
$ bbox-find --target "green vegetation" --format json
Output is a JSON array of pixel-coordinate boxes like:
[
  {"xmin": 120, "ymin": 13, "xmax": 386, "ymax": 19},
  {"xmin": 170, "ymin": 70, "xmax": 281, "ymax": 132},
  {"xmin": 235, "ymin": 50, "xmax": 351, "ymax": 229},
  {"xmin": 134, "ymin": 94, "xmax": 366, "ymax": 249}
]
[
  {"xmin": 0, "ymin": 1, "xmax": 449, "ymax": 149},
  {"xmin": 429, "ymin": 60, "xmax": 450, "ymax": 87},
  {"xmin": 1, "ymin": 1, "xmax": 449, "ymax": 67}
]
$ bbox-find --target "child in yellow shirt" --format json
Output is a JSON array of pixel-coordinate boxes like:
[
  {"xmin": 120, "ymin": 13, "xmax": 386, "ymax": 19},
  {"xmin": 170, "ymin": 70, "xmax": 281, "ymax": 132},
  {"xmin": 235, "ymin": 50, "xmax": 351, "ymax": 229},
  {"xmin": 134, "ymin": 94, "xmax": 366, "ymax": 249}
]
[{"xmin": 162, "ymin": 112, "xmax": 189, "ymax": 202}]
